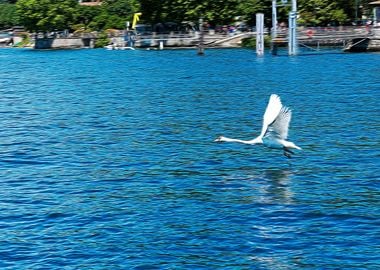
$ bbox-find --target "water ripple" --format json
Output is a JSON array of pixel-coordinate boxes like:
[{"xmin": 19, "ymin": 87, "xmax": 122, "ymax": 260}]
[{"xmin": 0, "ymin": 48, "xmax": 378, "ymax": 269}]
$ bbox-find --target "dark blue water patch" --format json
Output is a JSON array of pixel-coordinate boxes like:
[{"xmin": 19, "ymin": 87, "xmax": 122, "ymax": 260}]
[
  {"xmin": 0, "ymin": 157, "xmax": 53, "ymax": 166},
  {"xmin": 0, "ymin": 48, "xmax": 379, "ymax": 269}
]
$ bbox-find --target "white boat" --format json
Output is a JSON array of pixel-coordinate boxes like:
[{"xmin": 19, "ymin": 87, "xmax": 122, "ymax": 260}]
[{"xmin": 104, "ymin": 44, "xmax": 135, "ymax": 50}]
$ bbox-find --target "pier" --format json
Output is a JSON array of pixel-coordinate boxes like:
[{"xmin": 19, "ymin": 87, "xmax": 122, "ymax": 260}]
[
  {"xmin": 106, "ymin": 26, "xmax": 374, "ymax": 51},
  {"xmin": 25, "ymin": 25, "xmax": 380, "ymax": 52},
  {"xmin": 123, "ymin": 31, "xmax": 253, "ymax": 49},
  {"xmin": 272, "ymin": 26, "xmax": 374, "ymax": 54}
]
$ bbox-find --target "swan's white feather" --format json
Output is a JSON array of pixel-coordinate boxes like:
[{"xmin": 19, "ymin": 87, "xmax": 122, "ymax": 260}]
[
  {"xmin": 259, "ymin": 94, "xmax": 283, "ymax": 138},
  {"xmin": 264, "ymin": 106, "xmax": 292, "ymax": 140}
]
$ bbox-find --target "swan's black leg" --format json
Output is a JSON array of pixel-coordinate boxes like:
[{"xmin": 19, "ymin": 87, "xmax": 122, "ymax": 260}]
[
  {"xmin": 283, "ymin": 147, "xmax": 294, "ymax": 158},
  {"xmin": 285, "ymin": 148, "xmax": 294, "ymax": 155}
]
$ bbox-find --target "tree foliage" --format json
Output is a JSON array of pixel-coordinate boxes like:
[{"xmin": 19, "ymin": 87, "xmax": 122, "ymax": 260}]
[
  {"xmin": 0, "ymin": 3, "xmax": 19, "ymax": 28},
  {"xmin": 139, "ymin": 0, "xmax": 265, "ymax": 25},
  {"xmin": 298, "ymin": 0, "xmax": 348, "ymax": 25},
  {"xmin": 87, "ymin": 0, "xmax": 140, "ymax": 30},
  {"xmin": 1, "ymin": 0, "xmax": 374, "ymax": 32},
  {"xmin": 138, "ymin": 0, "xmax": 371, "ymax": 26},
  {"xmin": 16, "ymin": 0, "xmax": 78, "ymax": 32},
  {"xmin": 14, "ymin": 0, "xmax": 140, "ymax": 32}
]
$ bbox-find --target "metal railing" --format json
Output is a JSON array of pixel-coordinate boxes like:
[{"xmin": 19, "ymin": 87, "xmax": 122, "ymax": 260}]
[{"xmin": 297, "ymin": 26, "xmax": 370, "ymax": 40}]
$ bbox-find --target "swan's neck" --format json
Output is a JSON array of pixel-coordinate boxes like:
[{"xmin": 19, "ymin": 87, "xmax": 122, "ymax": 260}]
[{"xmin": 219, "ymin": 136, "xmax": 262, "ymax": 145}]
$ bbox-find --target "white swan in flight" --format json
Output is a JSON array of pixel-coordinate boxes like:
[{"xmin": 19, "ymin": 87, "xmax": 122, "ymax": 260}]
[{"xmin": 215, "ymin": 94, "xmax": 301, "ymax": 158}]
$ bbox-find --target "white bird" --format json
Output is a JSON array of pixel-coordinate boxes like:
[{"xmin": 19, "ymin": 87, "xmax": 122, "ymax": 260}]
[{"xmin": 215, "ymin": 94, "xmax": 301, "ymax": 158}]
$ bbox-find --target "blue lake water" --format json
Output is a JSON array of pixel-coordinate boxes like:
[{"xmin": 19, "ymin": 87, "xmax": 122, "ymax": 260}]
[{"xmin": 0, "ymin": 48, "xmax": 379, "ymax": 269}]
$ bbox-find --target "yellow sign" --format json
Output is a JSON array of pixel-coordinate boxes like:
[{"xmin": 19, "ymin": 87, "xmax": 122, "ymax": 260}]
[{"xmin": 132, "ymin": 13, "xmax": 142, "ymax": 29}]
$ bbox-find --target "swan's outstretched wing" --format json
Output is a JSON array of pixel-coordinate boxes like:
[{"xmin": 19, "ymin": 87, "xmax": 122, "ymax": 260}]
[
  {"xmin": 264, "ymin": 107, "xmax": 292, "ymax": 139},
  {"xmin": 259, "ymin": 94, "xmax": 283, "ymax": 138}
]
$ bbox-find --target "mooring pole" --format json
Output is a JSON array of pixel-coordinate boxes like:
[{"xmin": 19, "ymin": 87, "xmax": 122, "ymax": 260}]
[
  {"xmin": 271, "ymin": 0, "xmax": 277, "ymax": 40},
  {"xmin": 197, "ymin": 18, "xmax": 205, "ymax": 55},
  {"xmin": 288, "ymin": 0, "xmax": 297, "ymax": 55},
  {"xmin": 256, "ymin": 13, "xmax": 265, "ymax": 56}
]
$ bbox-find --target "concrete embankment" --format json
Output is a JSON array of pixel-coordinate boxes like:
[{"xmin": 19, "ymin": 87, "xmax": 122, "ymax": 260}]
[
  {"xmin": 33, "ymin": 32, "xmax": 252, "ymax": 49},
  {"xmin": 368, "ymin": 37, "xmax": 380, "ymax": 51},
  {"xmin": 34, "ymin": 36, "xmax": 96, "ymax": 49},
  {"xmin": 29, "ymin": 27, "xmax": 380, "ymax": 52}
]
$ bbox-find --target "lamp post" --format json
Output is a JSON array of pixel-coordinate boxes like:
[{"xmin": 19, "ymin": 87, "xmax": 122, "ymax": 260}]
[
  {"xmin": 256, "ymin": 13, "xmax": 265, "ymax": 56},
  {"xmin": 288, "ymin": 0, "xmax": 297, "ymax": 55}
]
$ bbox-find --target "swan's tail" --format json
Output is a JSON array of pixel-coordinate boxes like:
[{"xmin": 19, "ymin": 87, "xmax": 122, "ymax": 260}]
[{"xmin": 284, "ymin": 141, "xmax": 302, "ymax": 150}]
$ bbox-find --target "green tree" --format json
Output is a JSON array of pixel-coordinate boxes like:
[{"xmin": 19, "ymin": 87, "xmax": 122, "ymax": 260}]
[
  {"xmin": 12, "ymin": 0, "xmax": 370, "ymax": 33},
  {"xmin": 298, "ymin": 0, "xmax": 348, "ymax": 26},
  {"xmin": 75, "ymin": 0, "xmax": 140, "ymax": 31},
  {"xmin": 102, "ymin": 0, "xmax": 140, "ymax": 18},
  {"xmin": 16, "ymin": 0, "xmax": 79, "ymax": 32},
  {"xmin": 93, "ymin": 0, "xmax": 140, "ymax": 29},
  {"xmin": 236, "ymin": 0, "xmax": 273, "ymax": 26},
  {"xmin": 0, "ymin": 3, "xmax": 19, "ymax": 28},
  {"xmin": 74, "ymin": 5, "xmax": 102, "ymax": 30},
  {"xmin": 140, "ymin": 0, "xmax": 246, "ymax": 25},
  {"xmin": 89, "ymin": 12, "xmax": 126, "ymax": 29}
]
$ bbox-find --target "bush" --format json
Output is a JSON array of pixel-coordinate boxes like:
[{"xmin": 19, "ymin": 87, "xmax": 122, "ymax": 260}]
[{"xmin": 94, "ymin": 31, "xmax": 110, "ymax": 48}]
